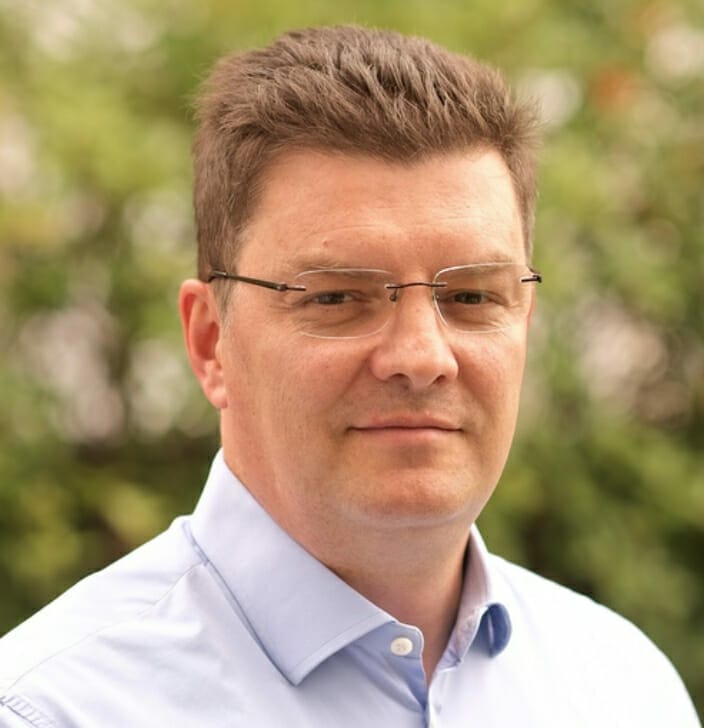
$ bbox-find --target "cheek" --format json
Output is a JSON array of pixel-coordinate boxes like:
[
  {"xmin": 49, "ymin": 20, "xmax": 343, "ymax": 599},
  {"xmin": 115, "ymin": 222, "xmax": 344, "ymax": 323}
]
[
  {"xmin": 245, "ymin": 345, "xmax": 356, "ymax": 432},
  {"xmin": 284, "ymin": 342, "xmax": 367, "ymax": 404},
  {"xmin": 459, "ymin": 332, "xmax": 527, "ymax": 409}
]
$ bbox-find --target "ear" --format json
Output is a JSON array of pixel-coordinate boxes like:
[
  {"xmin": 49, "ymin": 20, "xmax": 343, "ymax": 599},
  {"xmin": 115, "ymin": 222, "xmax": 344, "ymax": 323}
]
[{"xmin": 179, "ymin": 279, "xmax": 228, "ymax": 410}]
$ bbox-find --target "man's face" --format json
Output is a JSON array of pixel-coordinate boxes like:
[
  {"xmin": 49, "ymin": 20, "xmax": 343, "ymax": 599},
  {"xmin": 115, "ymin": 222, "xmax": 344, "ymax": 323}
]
[{"xmin": 215, "ymin": 148, "xmax": 532, "ymax": 542}]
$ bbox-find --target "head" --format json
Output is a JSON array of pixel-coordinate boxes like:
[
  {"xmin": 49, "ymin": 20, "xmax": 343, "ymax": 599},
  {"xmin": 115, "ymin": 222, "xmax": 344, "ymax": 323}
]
[
  {"xmin": 182, "ymin": 27, "xmax": 541, "ymax": 560},
  {"xmin": 193, "ymin": 25, "xmax": 540, "ymax": 290}
]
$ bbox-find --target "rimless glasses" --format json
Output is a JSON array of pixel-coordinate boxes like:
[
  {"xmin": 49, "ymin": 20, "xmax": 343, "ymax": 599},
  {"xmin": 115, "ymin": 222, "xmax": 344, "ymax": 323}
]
[{"xmin": 207, "ymin": 262, "xmax": 542, "ymax": 340}]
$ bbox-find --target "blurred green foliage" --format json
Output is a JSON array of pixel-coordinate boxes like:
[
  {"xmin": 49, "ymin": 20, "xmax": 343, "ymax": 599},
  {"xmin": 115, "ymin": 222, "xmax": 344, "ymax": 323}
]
[{"xmin": 1, "ymin": 0, "xmax": 702, "ymax": 717}]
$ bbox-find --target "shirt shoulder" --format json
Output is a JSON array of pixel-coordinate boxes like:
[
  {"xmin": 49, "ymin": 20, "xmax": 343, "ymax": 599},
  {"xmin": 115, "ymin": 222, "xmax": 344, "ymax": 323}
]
[
  {"xmin": 488, "ymin": 553, "xmax": 701, "ymax": 726},
  {"xmin": 491, "ymin": 551, "xmax": 658, "ymax": 647},
  {"xmin": 0, "ymin": 517, "xmax": 202, "ymax": 693}
]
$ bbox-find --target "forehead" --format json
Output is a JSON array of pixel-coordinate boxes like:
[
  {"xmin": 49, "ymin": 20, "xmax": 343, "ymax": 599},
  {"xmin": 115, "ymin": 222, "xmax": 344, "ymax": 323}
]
[{"xmin": 237, "ymin": 148, "xmax": 525, "ymax": 272}]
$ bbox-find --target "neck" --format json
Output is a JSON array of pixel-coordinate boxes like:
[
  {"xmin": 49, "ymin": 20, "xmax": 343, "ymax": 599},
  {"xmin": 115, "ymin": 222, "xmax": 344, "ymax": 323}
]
[{"xmin": 310, "ymin": 521, "xmax": 470, "ymax": 680}]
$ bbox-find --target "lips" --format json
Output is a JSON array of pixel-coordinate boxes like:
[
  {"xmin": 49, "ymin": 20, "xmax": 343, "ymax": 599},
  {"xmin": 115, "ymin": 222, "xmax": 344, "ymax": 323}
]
[{"xmin": 350, "ymin": 416, "xmax": 461, "ymax": 432}]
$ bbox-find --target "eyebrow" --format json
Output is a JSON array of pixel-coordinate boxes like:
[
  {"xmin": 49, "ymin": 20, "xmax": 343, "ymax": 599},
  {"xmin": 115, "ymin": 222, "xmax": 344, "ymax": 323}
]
[
  {"xmin": 281, "ymin": 251, "xmax": 365, "ymax": 274},
  {"xmin": 281, "ymin": 256, "xmax": 522, "ymax": 274},
  {"xmin": 277, "ymin": 241, "xmax": 523, "ymax": 277}
]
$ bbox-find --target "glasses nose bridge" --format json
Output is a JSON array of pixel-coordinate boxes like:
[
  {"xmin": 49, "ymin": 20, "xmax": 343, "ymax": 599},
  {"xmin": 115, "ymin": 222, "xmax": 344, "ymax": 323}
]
[
  {"xmin": 381, "ymin": 280, "xmax": 447, "ymax": 333},
  {"xmin": 385, "ymin": 280, "xmax": 446, "ymax": 303}
]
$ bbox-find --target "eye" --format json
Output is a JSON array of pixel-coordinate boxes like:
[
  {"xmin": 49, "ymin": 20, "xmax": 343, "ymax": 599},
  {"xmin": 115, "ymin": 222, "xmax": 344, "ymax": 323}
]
[
  {"xmin": 439, "ymin": 289, "xmax": 498, "ymax": 305},
  {"xmin": 306, "ymin": 290, "xmax": 357, "ymax": 306},
  {"xmin": 453, "ymin": 290, "xmax": 488, "ymax": 305}
]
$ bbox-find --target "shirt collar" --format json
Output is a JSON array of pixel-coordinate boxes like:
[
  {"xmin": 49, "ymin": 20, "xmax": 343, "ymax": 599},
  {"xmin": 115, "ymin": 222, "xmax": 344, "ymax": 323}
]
[
  {"xmin": 452, "ymin": 527, "xmax": 512, "ymax": 659},
  {"xmin": 188, "ymin": 452, "xmax": 392, "ymax": 685},
  {"xmin": 188, "ymin": 452, "xmax": 512, "ymax": 682}
]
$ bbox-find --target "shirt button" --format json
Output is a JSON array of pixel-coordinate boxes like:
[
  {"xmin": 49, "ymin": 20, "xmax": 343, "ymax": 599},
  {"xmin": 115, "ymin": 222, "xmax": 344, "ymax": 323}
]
[{"xmin": 390, "ymin": 636, "xmax": 414, "ymax": 656}]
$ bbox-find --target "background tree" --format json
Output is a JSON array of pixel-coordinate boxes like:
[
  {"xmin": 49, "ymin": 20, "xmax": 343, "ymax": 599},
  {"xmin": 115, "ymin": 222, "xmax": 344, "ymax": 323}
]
[{"xmin": 1, "ymin": 0, "xmax": 702, "ymax": 716}]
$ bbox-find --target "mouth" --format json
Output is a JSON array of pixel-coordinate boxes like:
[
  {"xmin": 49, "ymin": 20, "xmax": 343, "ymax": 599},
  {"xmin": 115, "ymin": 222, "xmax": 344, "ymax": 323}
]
[{"xmin": 349, "ymin": 417, "xmax": 462, "ymax": 436}]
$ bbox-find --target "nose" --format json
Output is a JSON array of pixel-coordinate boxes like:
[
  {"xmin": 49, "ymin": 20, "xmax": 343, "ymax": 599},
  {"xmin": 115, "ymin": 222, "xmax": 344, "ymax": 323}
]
[{"xmin": 368, "ymin": 287, "xmax": 459, "ymax": 391}]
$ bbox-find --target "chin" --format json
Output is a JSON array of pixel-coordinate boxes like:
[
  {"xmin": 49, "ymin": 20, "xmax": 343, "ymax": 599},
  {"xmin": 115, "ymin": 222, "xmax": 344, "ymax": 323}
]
[{"xmin": 344, "ymin": 473, "xmax": 487, "ymax": 530}]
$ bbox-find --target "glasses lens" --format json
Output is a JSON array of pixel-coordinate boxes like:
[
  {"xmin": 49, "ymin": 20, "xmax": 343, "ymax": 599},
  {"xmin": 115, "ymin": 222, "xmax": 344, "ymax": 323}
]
[
  {"xmin": 434, "ymin": 264, "xmax": 533, "ymax": 333},
  {"xmin": 287, "ymin": 269, "xmax": 392, "ymax": 338}
]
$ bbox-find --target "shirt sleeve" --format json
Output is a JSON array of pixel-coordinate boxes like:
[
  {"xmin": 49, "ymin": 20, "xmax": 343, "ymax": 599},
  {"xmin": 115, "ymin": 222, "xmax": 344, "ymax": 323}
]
[{"xmin": 0, "ymin": 698, "xmax": 56, "ymax": 728}]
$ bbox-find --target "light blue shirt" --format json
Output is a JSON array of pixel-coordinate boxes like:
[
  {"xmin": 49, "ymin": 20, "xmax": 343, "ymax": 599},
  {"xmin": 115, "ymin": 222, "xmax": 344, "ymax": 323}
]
[{"xmin": 0, "ymin": 453, "xmax": 699, "ymax": 727}]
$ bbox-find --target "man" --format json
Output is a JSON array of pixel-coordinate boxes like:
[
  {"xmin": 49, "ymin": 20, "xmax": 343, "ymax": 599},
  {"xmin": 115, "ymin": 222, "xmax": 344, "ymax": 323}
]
[{"xmin": 0, "ymin": 25, "xmax": 699, "ymax": 727}]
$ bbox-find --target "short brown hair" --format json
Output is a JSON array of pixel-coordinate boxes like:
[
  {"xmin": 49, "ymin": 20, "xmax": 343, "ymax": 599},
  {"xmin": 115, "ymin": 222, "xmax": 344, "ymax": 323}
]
[{"xmin": 193, "ymin": 25, "xmax": 540, "ymax": 280}]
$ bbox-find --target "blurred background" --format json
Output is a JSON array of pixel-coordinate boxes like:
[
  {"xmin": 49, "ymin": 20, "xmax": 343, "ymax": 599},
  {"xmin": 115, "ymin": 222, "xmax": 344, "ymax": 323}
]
[{"xmin": 0, "ymin": 0, "xmax": 702, "ymax": 716}]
